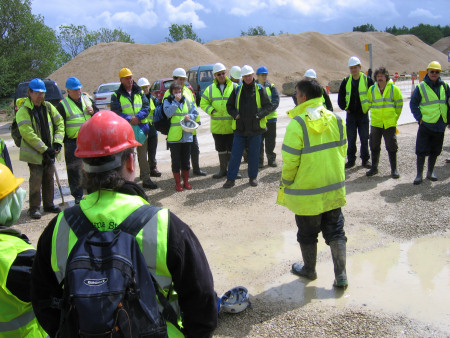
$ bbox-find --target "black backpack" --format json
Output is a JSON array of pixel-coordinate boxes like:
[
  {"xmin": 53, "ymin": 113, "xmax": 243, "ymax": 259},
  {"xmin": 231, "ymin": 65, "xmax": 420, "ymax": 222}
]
[
  {"xmin": 153, "ymin": 99, "xmax": 170, "ymax": 135},
  {"xmin": 56, "ymin": 205, "xmax": 174, "ymax": 338}
]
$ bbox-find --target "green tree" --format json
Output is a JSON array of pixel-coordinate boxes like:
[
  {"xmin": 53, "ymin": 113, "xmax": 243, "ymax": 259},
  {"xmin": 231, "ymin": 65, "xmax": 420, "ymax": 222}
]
[
  {"xmin": 410, "ymin": 24, "xmax": 442, "ymax": 44},
  {"xmin": 353, "ymin": 23, "xmax": 377, "ymax": 32},
  {"xmin": 0, "ymin": 0, "xmax": 62, "ymax": 97},
  {"xmin": 165, "ymin": 24, "xmax": 202, "ymax": 43},
  {"xmin": 241, "ymin": 26, "xmax": 267, "ymax": 36},
  {"xmin": 84, "ymin": 27, "xmax": 134, "ymax": 49},
  {"xmin": 59, "ymin": 24, "xmax": 134, "ymax": 58}
]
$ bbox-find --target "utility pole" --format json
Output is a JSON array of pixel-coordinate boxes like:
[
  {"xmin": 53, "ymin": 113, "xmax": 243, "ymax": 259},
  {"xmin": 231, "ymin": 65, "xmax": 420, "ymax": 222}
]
[{"xmin": 365, "ymin": 43, "xmax": 373, "ymax": 71}]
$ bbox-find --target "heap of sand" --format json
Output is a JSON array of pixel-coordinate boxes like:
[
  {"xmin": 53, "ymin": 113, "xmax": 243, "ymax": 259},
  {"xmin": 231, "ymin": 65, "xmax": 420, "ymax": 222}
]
[
  {"xmin": 432, "ymin": 36, "xmax": 450, "ymax": 56},
  {"xmin": 48, "ymin": 31, "xmax": 449, "ymax": 95}
]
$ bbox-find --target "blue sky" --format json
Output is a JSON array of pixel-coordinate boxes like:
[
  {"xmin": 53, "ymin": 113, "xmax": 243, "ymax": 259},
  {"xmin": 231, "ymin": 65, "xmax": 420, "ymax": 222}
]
[{"xmin": 32, "ymin": 0, "xmax": 449, "ymax": 44}]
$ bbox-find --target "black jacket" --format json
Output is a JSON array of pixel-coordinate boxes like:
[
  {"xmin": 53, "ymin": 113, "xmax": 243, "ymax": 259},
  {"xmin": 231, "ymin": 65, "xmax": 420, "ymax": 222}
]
[
  {"xmin": 338, "ymin": 75, "xmax": 374, "ymax": 115},
  {"xmin": 226, "ymin": 79, "xmax": 272, "ymax": 136},
  {"xmin": 31, "ymin": 182, "xmax": 217, "ymax": 338}
]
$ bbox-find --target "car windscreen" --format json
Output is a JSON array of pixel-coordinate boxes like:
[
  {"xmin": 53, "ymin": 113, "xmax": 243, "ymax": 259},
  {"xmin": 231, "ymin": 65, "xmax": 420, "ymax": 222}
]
[
  {"xmin": 98, "ymin": 84, "xmax": 120, "ymax": 93},
  {"xmin": 44, "ymin": 83, "xmax": 62, "ymax": 100},
  {"xmin": 163, "ymin": 80, "xmax": 173, "ymax": 90},
  {"xmin": 199, "ymin": 70, "xmax": 213, "ymax": 82},
  {"xmin": 15, "ymin": 83, "xmax": 29, "ymax": 99}
]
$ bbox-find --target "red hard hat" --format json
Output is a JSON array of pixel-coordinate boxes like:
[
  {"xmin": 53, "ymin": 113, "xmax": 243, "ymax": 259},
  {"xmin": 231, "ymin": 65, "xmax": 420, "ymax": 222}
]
[{"xmin": 75, "ymin": 110, "xmax": 141, "ymax": 158}]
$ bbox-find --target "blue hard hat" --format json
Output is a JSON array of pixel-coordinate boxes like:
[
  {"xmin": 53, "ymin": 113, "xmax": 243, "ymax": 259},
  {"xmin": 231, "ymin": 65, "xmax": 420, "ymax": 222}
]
[
  {"xmin": 65, "ymin": 77, "xmax": 83, "ymax": 90},
  {"xmin": 256, "ymin": 66, "xmax": 268, "ymax": 74},
  {"xmin": 28, "ymin": 78, "xmax": 46, "ymax": 92}
]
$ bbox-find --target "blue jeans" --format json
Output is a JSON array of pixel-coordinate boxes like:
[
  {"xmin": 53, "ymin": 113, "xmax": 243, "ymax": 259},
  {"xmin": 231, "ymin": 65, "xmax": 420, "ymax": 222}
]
[
  {"xmin": 227, "ymin": 133, "xmax": 261, "ymax": 180},
  {"xmin": 346, "ymin": 113, "xmax": 369, "ymax": 163},
  {"xmin": 64, "ymin": 138, "xmax": 83, "ymax": 200}
]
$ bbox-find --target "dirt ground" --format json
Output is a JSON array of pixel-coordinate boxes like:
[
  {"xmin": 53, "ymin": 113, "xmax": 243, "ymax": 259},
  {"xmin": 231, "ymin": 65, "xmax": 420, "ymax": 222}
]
[{"xmin": 1, "ymin": 95, "xmax": 449, "ymax": 337}]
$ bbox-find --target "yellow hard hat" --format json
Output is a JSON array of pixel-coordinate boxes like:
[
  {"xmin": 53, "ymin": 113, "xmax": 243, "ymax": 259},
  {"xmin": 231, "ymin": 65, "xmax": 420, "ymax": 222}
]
[
  {"xmin": 427, "ymin": 61, "xmax": 442, "ymax": 71},
  {"xmin": 119, "ymin": 68, "xmax": 133, "ymax": 79},
  {"xmin": 0, "ymin": 163, "xmax": 24, "ymax": 200}
]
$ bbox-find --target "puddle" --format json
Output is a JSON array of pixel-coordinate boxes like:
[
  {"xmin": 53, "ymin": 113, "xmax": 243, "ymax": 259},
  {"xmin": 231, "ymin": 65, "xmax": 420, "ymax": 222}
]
[{"xmin": 261, "ymin": 233, "xmax": 450, "ymax": 332}]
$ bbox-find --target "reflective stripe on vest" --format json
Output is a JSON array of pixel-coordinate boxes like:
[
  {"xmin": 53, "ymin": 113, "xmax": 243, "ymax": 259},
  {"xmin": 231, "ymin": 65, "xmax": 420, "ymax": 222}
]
[
  {"xmin": 0, "ymin": 308, "xmax": 35, "ymax": 332},
  {"xmin": 265, "ymin": 84, "xmax": 277, "ymax": 120},
  {"xmin": 345, "ymin": 73, "xmax": 369, "ymax": 113},
  {"xmin": 118, "ymin": 92, "xmax": 148, "ymax": 123},
  {"xmin": 167, "ymin": 100, "xmax": 191, "ymax": 142},
  {"xmin": 61, "ymin": 97, "xmax": 91, "ymax": 139},
  {"xmin": 282, "ymin": 113, "xmax": 346, "ymax": 196},
  {"xmin": 418, "ymin": 82, "xmax": 448, "ymax": 124},
  {"xmin": 202, "ymin": 81, "xmax": 235, "ymax": 134},
  {"xmin": 370, "ymin": 84, "xmax": 395, "ymax": 108},
  {"xmin": 0, "ymin": 139, "xmax": 5, "ymax": 165}
]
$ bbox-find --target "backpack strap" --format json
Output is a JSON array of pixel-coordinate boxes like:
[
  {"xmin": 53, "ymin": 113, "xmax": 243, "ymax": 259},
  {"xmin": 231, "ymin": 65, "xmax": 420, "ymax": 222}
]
[
  {"xmin": 63, "ymin": 204, "xmax": 162, "ymax": 238},
  {"xmin": 116, "ymin": 204, "xmax": 161, "ymax": 235}
]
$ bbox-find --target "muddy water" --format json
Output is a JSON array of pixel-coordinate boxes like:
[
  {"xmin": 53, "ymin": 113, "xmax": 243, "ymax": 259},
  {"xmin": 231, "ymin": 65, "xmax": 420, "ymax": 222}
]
[{"xmin": 258, "ymin": 231, "xmax": 450, "ymax": 332}]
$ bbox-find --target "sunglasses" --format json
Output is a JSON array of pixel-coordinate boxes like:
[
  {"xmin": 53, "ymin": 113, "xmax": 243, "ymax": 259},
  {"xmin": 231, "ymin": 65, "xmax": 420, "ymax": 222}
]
[{"xmin": 429, "ymin": 70, "xmax": 440, "ymax": 74}]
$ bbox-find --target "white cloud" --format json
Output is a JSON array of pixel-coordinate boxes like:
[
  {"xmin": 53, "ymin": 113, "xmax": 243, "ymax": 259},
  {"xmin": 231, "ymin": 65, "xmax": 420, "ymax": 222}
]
[
  {"xmin": 158, "ymin": 0, "xmax": 207, "ymax": 28},
  {"xmin": 408, "ymin": 8, "xmax": 441, "ymax": 19}
]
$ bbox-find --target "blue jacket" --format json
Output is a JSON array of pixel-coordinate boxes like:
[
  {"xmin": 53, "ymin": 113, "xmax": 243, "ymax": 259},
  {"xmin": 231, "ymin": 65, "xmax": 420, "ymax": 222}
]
[
  {"xmin": 410, "ymin": 74, "xmax": 449, "ymax": 133},
  {"xmin": 163, "ymin": 95, "xmax": 198, "ymax": 143}
]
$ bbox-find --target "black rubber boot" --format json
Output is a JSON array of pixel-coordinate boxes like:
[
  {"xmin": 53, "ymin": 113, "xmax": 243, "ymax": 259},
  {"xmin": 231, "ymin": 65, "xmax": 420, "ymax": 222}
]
[
  {"xmin": 365, "ymin": 151, "xmax": 379, "ymax": 176},
  {"xmin": 291, "ymin": 243, "xmax": 317, "ymax": 280},
  {"xmin": 413, "ymin": 156, "xmax": 425, "ymax": 185},
  {"xmin": 330, "ymin": 239, "xmax": 348, "ymax": 288},
  {"xmin": 213, "ymin": 153, "xmax": 228, "ymax": 179},
  {"xmin": 388, "ymin": 151, "xmax": 400, "ymax": 179},
  {"xmin": 426, "ymin": 155, "xmax": 438, "ymax": 181}
]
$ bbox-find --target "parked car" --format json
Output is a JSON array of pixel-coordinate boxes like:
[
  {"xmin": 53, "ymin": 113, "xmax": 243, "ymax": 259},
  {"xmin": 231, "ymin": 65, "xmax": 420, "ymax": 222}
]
[
  {"xmin": 13, "ymin": 79, "xmax": 65, "ymax": 113},
  {"xmin": 150, "ymin": 78, "xmax": 195, "ymax": 102},
  {"xmin": 187, "ymin": 64, "xmax": 215, "ymax": 106},
  {"xmin": 93, "ymin": 82, "xmax": 120, "ymax": 109}
]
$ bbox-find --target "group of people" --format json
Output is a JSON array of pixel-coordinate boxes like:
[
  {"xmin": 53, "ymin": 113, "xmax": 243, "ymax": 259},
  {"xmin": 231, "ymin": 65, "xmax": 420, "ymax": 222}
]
[{"xmin": 0, "ymin": 56, "xmax": 448, "ymax": 337}]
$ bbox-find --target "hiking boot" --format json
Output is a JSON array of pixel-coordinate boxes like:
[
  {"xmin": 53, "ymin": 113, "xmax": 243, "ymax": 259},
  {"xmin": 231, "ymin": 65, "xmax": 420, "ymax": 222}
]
[
  {"xmin": 193, "ymin": 169, "xmax": 207, "ymax": 176},
  {"xmin": 43, "ymin": 205, "xmax": 61, "ymax": 213},
  {"xmin": 291, "ymin": 243, "xmax": 317, "ymax": 280},
  {"xmin": 143, "ymin": 178, "xmax": 158, "ymax": 189},
  {"xmin": 223, "ymin": 179, "xmax": 235, "ymax": 189},
  {"xmin": 28, "ymin": 209, "xmax": 42, "ymax": 219},
  {"xmin": 362, "ymin": 159, "xmax": 371, "ymax": 169},
  {"xmin": 268, "ymin": 160, "xmax": 277, "ymax": 167},
  {"xmin": 345, "ymin": 161, "xmax": 355, "ymax": 169},
  {"xmin": 150, "ymin": 167, "xmax": 162, "ymax": 177},
  {"xmin": 249, "ymin": 178, "xmax": 258, "ymax": 187},
  {"xmin": 426, "ymin": 172, "xmax": 438, "ymax": 181}
]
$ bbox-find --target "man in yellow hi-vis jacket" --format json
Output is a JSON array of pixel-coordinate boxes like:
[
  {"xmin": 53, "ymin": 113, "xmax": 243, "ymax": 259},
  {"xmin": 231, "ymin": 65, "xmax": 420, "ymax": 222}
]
[{"xmin": 277, "ymin": 79, "xmax": 349, "ymax": 288}]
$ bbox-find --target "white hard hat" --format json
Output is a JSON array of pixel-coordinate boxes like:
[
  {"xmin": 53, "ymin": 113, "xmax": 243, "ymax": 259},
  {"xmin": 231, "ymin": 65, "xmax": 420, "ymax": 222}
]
[
  {"xmin": 137, "ymin": 77, "xmax": 150, "ymax": 87},
  {"xmin": 348, "ymin": 56, "xmax": 361, "ymax": 67},
  {"xmin": 180, "ymin": 119, "xmax": 199, "ymax": 133},
  {"xmin": 304, "ymin": 69, "xmax": 317, "ymax": 79},
  {"xmin": 213, "ymin": 63, "xmax": 226, "ymax": 74},
  {"xmin": 230, "ymin": 66, "xmax": 242, "ymax": 80},
  {"xmin": 240, "ymin": 65, "xmax": 254, "ymax": 77},
  {"xmin": 172, "ymin": 68, "xmax": 187, "ymax": 78},
  {"xmin": 219, "ymin": 286, "xmax": 251, "ymax": 314}
]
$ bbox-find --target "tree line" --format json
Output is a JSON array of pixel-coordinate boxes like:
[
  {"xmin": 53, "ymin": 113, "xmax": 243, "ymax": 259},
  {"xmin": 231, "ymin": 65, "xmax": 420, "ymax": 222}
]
[
  {"xmin": 353, "ymin": 23, "xmax": 450, "ymax": 45},
  {"xmin": 0, "ymin": 0, "xmax": 133, "ymax": 98}
]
